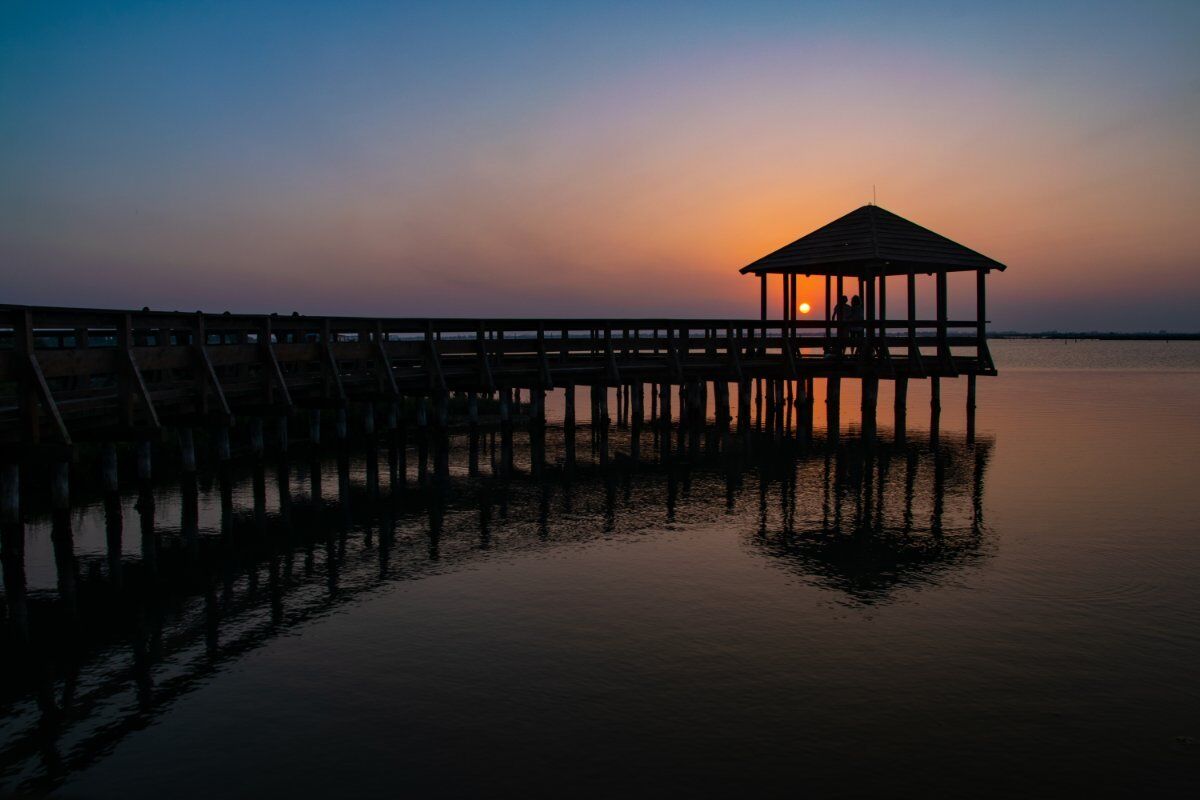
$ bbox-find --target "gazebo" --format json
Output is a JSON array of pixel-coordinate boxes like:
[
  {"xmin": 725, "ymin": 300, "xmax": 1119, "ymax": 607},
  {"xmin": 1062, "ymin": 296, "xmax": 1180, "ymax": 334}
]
[
  {"xmin": 741, "ymin": 204, "xmax": 1005, "ymax": 375},
  {"xmin": 740, "ymin": 204, "xmax": 1006, "ymax": 435}
]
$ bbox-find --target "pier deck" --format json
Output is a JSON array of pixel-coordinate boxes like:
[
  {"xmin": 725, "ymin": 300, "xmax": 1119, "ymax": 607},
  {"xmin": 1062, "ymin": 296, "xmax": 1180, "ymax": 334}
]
[{"xmin": 1, "ymin": 305, "xmax": 991, "ymax": 449}]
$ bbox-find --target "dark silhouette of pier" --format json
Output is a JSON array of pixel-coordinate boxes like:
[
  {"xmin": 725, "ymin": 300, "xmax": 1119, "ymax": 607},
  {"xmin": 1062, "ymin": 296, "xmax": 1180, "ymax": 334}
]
[{"xmin": 0, "ymin": 205, "xmax": 1003, "ymax": 518}]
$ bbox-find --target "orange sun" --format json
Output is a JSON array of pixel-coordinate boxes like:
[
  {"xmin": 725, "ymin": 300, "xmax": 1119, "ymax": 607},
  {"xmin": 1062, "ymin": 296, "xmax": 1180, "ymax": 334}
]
[{"xmin": 798, "ymin": 302, "xmax": 811, "ymax": 314}]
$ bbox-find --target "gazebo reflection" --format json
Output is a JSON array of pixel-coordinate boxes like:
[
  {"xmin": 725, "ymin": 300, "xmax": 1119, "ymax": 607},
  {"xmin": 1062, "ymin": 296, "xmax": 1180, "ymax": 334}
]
[{"xmin": 748, "ymin": 435, "xmax": 991, "ymax": 603}]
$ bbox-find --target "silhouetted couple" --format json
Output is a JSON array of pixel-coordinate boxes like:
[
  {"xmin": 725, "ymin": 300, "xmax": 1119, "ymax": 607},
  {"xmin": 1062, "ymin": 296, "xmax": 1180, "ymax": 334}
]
[{"xmin": 832, "ymin": 294, "xmax": 863, "ymax": 356}]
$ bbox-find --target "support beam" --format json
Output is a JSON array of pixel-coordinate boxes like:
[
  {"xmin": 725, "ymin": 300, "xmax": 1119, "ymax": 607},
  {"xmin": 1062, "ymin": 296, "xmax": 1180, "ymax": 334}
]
[
  {"xmin": 260, "ymin": 316, "xmax": 294, "ymax": 408},
  {"xmin": 119, "ymin": 314, "xmax": 160, "ymax": 431},
  {"xmin": 193, "ymin": 314, "xmax": 232, "ymax": 421}
]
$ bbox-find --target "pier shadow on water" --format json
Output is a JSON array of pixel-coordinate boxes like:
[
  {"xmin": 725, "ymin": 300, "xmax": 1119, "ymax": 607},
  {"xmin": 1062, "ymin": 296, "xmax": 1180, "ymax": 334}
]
[{"xmin": 0, "ymin": 425, "xmax": 991, "ymax": 796}]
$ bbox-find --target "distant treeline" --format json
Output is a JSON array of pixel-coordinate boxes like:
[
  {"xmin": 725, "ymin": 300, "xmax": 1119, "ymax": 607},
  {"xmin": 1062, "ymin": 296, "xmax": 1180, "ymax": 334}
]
[{"xmin": 990, "ymin": 332, "xmax": 1200, "ymax": 341}]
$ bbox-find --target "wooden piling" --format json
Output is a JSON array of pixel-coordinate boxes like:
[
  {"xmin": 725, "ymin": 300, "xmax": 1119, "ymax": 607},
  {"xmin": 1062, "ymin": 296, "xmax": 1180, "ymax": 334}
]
[
  {"xmin": 930, "ymin": 375, "xmax": 942, "ymax": 444},
  {"xmin": 827, "ymin": 377, "xmax": 841, "ymax": 441},
  {"xmin": 391, "ymin": 403, "xmax": 407, "ymax": 488},
  {"xmin": 894, "ymin": 376, "xmax": 908, "ymax": 443},
  {"xmin": 417, "ymin": 396, "xmax": 430, "ymax": 482},
  {"xmin": 137, "ymin": 439, "xmax": 153, "ymax": 481},
  {"xmin": 795, "ymin": 379, "xmax": 809, "ymax": 445},
  {"xmin": 805, "ymin": 376, "xmax": 815, "ymax": 440},
  {"xmin": 101, "ymin": 442, "xmax": 119, "ymax": 491},
  {"xmin": 434, "ymin": 392, "xmax": 449, "ymax": 482},
  {"xmin": 216, "ymin": 424, "xmax": 231, "ymax": 461},
  {"xmin": 967, "ymin": 372, "xmax": 977, "ymax": 443},
  {"xmin": 51, "ymin": 461, "xmax": 70, "ymax": 511},
  {"xmin": 861, "ymin": 376, "xmax": 879, "ymax": 439},
  {"xmin": 309, "ymin": 409, "xmax": 321, "ymax": 446},
  {"xmin": 598, "ymin": 385, "xmax": 610, "ymax": 466},
  {"xmin": 630, "ymin": 383, "xmax": 642, "ymax": 462},
  {"xmin": 499, "ymin": 388, "xmax": 513, "ymax": 476},
  {"xmin": 564, "ymin": 384, "xmax": 577, "ymax": 469},
  {"xmin": 737, "ymin": 379, "xmax": 751, "ymax": 433},
  {"xmin": 250, "ymin": 417, "xmax": 265, "ymax": 458},
  {"xmin": 1, "ymin": 463, "xmax": 18, "ymax": 525},
  {"xmin": 755, "ymin": 378, "xmax": 763, "ymax": 431},
  {"xmin": 468, "ymin": 391, "xmax": 480, "ymax": 476}
]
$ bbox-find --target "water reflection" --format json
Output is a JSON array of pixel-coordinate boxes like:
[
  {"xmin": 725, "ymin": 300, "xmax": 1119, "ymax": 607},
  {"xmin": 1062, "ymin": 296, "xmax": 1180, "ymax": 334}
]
[
  {"xmin": 751, "ymin": 440, "xmax": 991, "ymax": 603},
  {"xmin": 0, "ymin": 429, "xmax": 990, "ymax": 795}
]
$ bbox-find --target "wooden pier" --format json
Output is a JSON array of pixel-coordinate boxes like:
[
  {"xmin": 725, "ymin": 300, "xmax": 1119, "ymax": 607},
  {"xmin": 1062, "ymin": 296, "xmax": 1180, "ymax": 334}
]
[{"xmin": 0, "ymin": 204, "xmax": 1004, "ymax": 510}]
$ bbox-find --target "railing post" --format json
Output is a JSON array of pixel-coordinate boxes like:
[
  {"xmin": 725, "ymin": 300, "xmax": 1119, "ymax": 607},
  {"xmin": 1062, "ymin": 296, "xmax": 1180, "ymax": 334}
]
[
  {"xmin": 118, "ymin": 314, "xmax": 135, "ymax": 430},
  {"xmin": 14, "ymin": 310, "xmax": 39, "ymax": 444}
]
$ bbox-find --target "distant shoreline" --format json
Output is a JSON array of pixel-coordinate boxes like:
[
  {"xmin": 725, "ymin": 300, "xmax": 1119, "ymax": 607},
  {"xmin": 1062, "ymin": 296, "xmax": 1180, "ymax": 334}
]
[{"xmin": 990, "ymin": 333, "xmax": 1200, "ymax": 341}]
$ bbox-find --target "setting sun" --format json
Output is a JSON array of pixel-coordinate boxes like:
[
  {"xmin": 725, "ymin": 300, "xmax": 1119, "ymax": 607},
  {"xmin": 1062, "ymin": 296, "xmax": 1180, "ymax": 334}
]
[{"xmin": 799, "ymin": 302, "xmax": 811, "ymax": 314}]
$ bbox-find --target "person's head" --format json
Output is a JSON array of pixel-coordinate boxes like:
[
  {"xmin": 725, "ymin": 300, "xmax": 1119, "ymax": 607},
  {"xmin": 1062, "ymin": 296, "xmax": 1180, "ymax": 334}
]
[
  {"xmin": 851, "ymin": 295, "xmax": 862, "ymax": 306},
  {"xmin": 839, "ymin": 295, "xmax": 848, "ymax": 304}
]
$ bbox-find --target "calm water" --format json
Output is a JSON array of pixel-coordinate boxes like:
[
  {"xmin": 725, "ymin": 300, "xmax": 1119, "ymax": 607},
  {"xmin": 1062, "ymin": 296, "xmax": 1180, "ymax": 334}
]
[{"xmin": 2, "ymin": 340, "xmax": 1199, "ymax": 797}]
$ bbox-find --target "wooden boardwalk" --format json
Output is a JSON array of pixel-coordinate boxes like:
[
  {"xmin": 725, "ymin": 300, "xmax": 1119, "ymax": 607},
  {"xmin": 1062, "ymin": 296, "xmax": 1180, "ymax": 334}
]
[
  {"xmin": 0, "ymin": 205, "xmax": 1006, "ymax": 511},
  {"xmin": 1, "ymin": 304, "xmax": 991, "ymax": 450}
]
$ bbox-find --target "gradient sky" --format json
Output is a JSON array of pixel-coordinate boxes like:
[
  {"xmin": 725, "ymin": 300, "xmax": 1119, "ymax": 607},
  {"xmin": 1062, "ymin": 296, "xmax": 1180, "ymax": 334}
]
[{"xmin": 3, "ymin": 0, "xmax": 1199, "ymax": 330}]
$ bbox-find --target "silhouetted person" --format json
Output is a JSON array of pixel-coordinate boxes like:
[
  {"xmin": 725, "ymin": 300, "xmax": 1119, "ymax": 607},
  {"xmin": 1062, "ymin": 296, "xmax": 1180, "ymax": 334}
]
[
  {"xmin": 832, "ymin": 294, "xmax": 850, "ymax": 356},
  {"xmin": 848, "ymin": 295, "xmax": 864, "ymax": 355}
]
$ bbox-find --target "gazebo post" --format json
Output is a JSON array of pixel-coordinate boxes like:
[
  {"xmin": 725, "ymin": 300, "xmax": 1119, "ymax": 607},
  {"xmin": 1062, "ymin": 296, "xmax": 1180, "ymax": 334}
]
[
  {"xmin": 976, "ymin": 268, "xmax": 987, "ymax": 361},
  {"xmin": 862, "ymin": 272, "xmax": 878, "ymax": 437},
  {"xmin": 879, "ymin": 270, "xmax": 887, "ymax": 352},
  {"xmin": 864, "ymin": 272, "xmax": 875, "ymax": 355},
  {"xmin": 781, "ymin": 273, "xmax": 789, "ymax": 321},
  {"xmin": 907, "ymin": 274, "xmax": 917, "ymax": 359},
  {"xmin": 824, "ymin": 275, "xmax": 831, "ymax": 344},
  {"xmin": 936, "ymin": 271, "xmax": 949, "ymax": 365},
  {"xmin": 970, "ymin": 266, "xmax": 988, "ymax": 439}
]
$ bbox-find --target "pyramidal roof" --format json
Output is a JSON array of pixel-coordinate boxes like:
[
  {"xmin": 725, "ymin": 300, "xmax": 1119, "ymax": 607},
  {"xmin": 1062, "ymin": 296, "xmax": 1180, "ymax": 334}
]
[{"xmin": 740, "ymin": 205, "xmax": 1006, "ymax": 276}]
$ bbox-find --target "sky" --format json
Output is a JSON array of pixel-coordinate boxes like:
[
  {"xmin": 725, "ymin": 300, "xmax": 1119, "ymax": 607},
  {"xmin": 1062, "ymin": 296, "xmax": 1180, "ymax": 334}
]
[{"xmin": 2, "ymin": 0, "xmax": 1199, "ymax": 331}]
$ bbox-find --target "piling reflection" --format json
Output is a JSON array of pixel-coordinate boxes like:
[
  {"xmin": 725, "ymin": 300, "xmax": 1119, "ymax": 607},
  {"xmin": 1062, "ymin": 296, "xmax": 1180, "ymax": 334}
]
[
  {"xmin": 751, "ymin": 438, "xmax": 991, "ymax": 603},
  {"xmin": 0, "ymin": 428, "xmax": 991, "ymax": 795}
]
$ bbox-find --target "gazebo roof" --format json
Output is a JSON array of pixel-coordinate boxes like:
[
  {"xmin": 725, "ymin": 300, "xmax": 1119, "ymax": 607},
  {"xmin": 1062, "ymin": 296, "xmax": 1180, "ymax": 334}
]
[{"xmin": 740, "ymin": 205, "xmax": 1006, "ymax": 277}]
